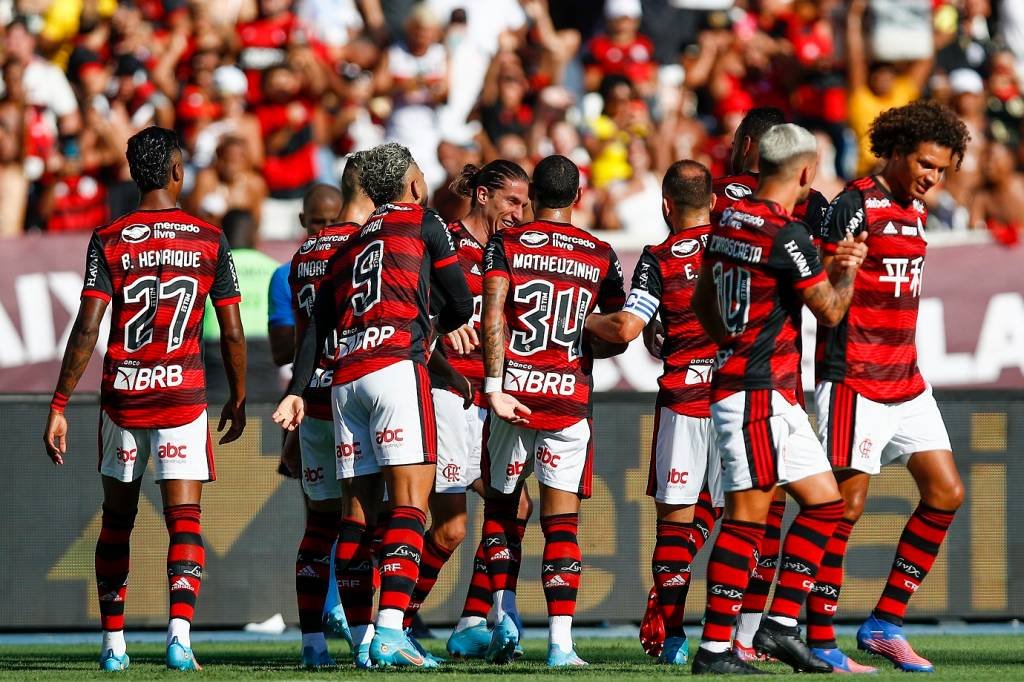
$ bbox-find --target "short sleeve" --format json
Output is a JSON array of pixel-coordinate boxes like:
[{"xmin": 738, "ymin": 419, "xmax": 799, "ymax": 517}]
[
  {"xmin": 821, "ymin": 189, "xmax": 865, "ymax": 253},
  {"xmin": 622, "ymin": 247, "xmax": 662, "ymax": 324},
  {"xmin": 597, "ymin": 248, "xmax": 626, "ymax": 313},
  {"xmin": 210, "ymin": 232, "xmax": 242, "ymax": 306},
  {"xmin": 803, "ymin": 190, "xmax": 831, "ymax": 241},
  {"xmin": 483, "ymin": 231, "xmax": 510, "ymax": 280},
  {"xmin": 81, "ymin": 232, "xmax": 113, "ymax": 302},
  {"xmin": 421, "ymin": 208, "xmax": 459, "ymax": 269},
  {"xmin": 768, "ymin": 222, "xmax": 825, "ymax": 291},
  {"xmin": 267, "ymin": 263, "xmax": 294, "ymax": 327}
]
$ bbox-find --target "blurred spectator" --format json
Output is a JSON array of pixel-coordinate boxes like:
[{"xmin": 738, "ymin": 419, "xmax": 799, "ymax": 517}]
[
  {"xmin": 432, "ymin": 139, "xmax": 481, "ymax": 223},
  {"xmin": 597, "ymin": 137, "xmax": 663, "ymax": 238},
  {"xmin": 585, "ymin": 74, "xmax": 649, "ymax": 189},
  {"xmin": 985, "ymin": 50, "xmax": 1024, "ymax": 147},
  {"xmin": 192, "ymin": 65, "xmax": 264, "ymax": 170},
  {"xmin": 379, "ymin": 3, "xmax": 448, "ymax": 190},
  {"xmin": 0, "ymin": 59, "xmax": 26, "ymax": 236},
  {"xmin": 934, "ymin": 68, "xmax": 988, "ymax": 230},
  {"xmin": 188, "ymin": 136, "xmax": 268, "ymax": 226},
  {"xmin": 204, "ymin": 209, "xmax": 279, "ymax": 343},
  {"xmin": 969, "ymin": 140, "xmax": 1024, "ymax": 245},
  {"xmin": 479, "ymin": 52, "xmax": 533, "ymax": 146},
  {"xmin": 846, "ymin": 0, "xmax": 933, "ymax": 175},
  {"xmin": 255, "ymin": 63, "xmax": 321, "ymax": 239},
  {"xmin": 584, "ymin": 0, "xmax": 656, "ymax": 99}
]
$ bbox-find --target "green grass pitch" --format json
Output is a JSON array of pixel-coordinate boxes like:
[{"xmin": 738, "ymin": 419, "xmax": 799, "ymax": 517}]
[{"xmin": 1, "ymin": 635, "xmax": 1022, "ymax": 679}]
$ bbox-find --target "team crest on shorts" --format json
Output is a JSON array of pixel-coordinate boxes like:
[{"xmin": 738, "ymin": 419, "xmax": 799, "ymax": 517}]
[
  {"xmin": 858, "ymin": 438, "xmax": 873, "ymax": 458},
  {"xmin": 442, "ymin": 462, "xmax": 461, "ymax": 482}
]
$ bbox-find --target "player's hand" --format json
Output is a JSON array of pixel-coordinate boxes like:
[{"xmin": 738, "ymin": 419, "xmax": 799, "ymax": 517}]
[
  {"xmin": 218, "ymin": 398, "xmax": 246, "ymax": 444},
  {"xmin": 43, "ymin": 410, "xmax": 68, "ymax": 466},
  {"xmin": 278, "ymin": 427, "xmax": 301, "ymax": 479},
  {"xmin": 446, "ymin": 324, "xmax": 479, "ymax": 355},
  {"xmin": 646, "ymin": 319, "xmax": 665, "ymax": 357},
  {"xmin": 488, "ymin": 391, "xmax": 531, "ymax": 425},
  {"xmin": 272, "ymin": 395, "xmax": 305, "ymax": 431},
  {"xmin": 457, "ymin": 375, "xmax": 474, "ymax": 410},
  {"xmin": 832, "ymin": 231, "xmax": 869, "ymax": 273}
]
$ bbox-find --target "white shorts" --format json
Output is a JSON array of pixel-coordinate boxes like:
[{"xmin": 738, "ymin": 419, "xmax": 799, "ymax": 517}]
[
  {"xmin": 432, "ymin": 388, "xmax": 485, "ymax": 493},
  {"xmin": 483, "ymin": 416, "xmax": 593, "ymax": 498},
  {"xmin": 99, "ymin": 409, "xmax": 214, "ymax": 483},
  {"xmin": 711, "ymin": 390, "xmax": 831, "ymax": 492},
  {"xmin": 299, "ymin": 416, "xmax": 343, "ymax": 501},
  {"xmin": 647, "ymin": 407, "xmax": 725, "ymax": 507},
  {"xmin": 332, "ymin": 360, "xmax": 437, "ymax": 480},
  {"xmin": 815, "ymin": 382, "xmax": 951, "ymax": 475}
]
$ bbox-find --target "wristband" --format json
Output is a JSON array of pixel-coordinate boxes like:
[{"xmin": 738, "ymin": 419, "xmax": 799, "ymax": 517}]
[
  {"xmin": 50, "ymin": 391, "xmax": 70, "ymax": 413},
  {"xmin": 483, "ymin": 376, "xmax": 502, "ymax": 394}
]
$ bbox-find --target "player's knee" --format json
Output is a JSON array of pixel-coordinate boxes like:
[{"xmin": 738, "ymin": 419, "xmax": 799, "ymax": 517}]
[
  {"xmin": 518, "ymin": 488, "xmax": 534, "ymax": 520},
  {"xmin": 842, "ymin": 491, "xmax": 867, "ymax": 522},
  {"xmin": 922, "ymin": 480, "xmax": 964, "ymax": 512},
  {"xmin": 433, "ymin": 518, "xmax": 467, "ymax": 551}
]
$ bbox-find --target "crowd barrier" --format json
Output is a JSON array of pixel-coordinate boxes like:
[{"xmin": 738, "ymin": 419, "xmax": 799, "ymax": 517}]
[{"xmin": 3, "ymin": 391, "xmax": 1019, "ymax": 629}]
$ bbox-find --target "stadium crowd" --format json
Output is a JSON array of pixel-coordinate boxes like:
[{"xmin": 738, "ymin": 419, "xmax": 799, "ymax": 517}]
[{"xmin": 3, "ymin": 0, "xmax": 1024, "ymax": 243}]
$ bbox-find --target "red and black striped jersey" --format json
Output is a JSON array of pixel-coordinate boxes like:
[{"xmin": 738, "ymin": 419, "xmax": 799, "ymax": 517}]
[
  {"xmin": 705, "ymin": 197, "xmax": 825, "ymax": 403},
  {"xmin": 816, "ymin": 176, "xmax": 928, "ymax": 402},
  {"xmin": 81, "ymin": 208, "xmax": 241, "ymax": 428},
  {"xmin": 712, "ymin": 172, "xmax": 830, "ymax": 242},
  {"xmin": 484, "ymin": 220, "xmax": 625, "ymax": 430},
  {"xmin": 320, "ymin": 203, "xmax": 469, "ymax": 385},
  {"xmin": 288, "ymin": 222, "xmax": 360, "ymax": 420},
  {"xmin": 622, "ymin": 226, "xmax": 715, "ymax": 417},
  {"xmin": 428, "ymin": 221, "xmax": 487, "ymax": 406}
]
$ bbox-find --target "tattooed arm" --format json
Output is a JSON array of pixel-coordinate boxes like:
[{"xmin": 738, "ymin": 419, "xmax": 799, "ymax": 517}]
[
  {"xmin": 43, "ymin": 296, "xmax": 108, "ymax": 465},
  {"xmin": 215, "ymin": 303, "xmax": 247, "ymax": 444},
  {"xmin": 481, "ymin": 274, "xmax": 531, "ymax": 424}
]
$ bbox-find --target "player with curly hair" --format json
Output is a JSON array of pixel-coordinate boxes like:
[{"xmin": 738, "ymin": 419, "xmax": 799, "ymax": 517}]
[{"xmin": 808, "ymin": 100, "xmax": 970, "ymax": 673}]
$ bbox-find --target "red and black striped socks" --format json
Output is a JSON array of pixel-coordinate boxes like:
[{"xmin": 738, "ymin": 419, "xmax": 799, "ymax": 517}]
[
  {"xmin": 404, "ymin": 530, "xmax": 454, "ymax": 629},
  {"xmin": 165, "ymin": 504, "xmax": 204, "ymax": 647},
  {"xmin": 700, "ymin": 520, "xmax": 765, "ymax": 649},
  {"xmin": 541, "ymin": 513, "xmax": 581, "ymax": 651},
  {"xmin": 336, "ymin": 518, "xmax": 375, "ymax": 640},
  {"xmin": 807, "ymin": 518, "xmax": 855, "ymax": 647},
  {"xmin": 874, "ymin": 503, "xmax": 955, "ymax": 626},
  {"xmin": 376, "ymin": 506, "xmax": 426, "ymax": 630},
  {"xmin": 734, "ymin": 499, "xmax": 786, "ymax": 646},
  {"xmin": 296, "ymin": 510, "xmax": 340, "ymax": 637},
  {"xmin": 482, "ymin": 497, "xmax": 522, "ymax": 621},
  {"xmin": 691, "ymin": 488, "xmax": 723, "ymax": 555},
  {"xmin": 457, "ymin": 539, "xmax": 492, "ymax": 626},
  {"xmin": 96, "ymin": 505, "xmax": 136, "ymax": 641},
  {"xmin": 766, "ymin": 500, "xmax": 844, "ymax": 624},
  {"xmin": 652, "ymin": 519, "xmax": 696, "ymax": 635}
]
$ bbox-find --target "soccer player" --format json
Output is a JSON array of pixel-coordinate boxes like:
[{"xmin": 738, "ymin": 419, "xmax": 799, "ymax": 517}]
[
  {"xmin": 399, "ymin": 160, "xmax": 536, "ymax": 659},
  {"xmin": 713, "ymin": 107, "xmax": 832, "ymax": 661},
  {"xmin": 584, "ymin": 160, "xmax": 722, "ymax": 667},
  {"xmin": 290, "ymin": 160, "xmax": 375, "ymax": 667},
  {"xmin": 481, "ymin": 155, "xmax": 626, "ymax": 667},
  {"xmin": 273, "ymin": 142, "xmax": 473, "ymax": 668},
  {"xmin": 808, "ymin": 101, "xmax": 969, "ymax": 673},
  {"xmin": 691, "ymin": 124, "xmax": 867, "ymax": 674},
  {"xmin": 42, "ymin": 126, "xmax": 247, "ymax": 672}
]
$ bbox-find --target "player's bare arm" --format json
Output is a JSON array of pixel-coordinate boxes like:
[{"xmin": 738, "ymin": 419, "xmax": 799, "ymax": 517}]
[
  {"xmin": 427, "ymin": 346, "xmax": 473, "ymax": 409},
  {"xmin": 691, "ymin": 262, "xmax": 728, "ymax": 346},
  {"xmin": 584, "ymin": 310, "xmax": 645, "ymax": 345},
  {"xmin": 43, "ymin": 296, "xmax": 108, "ymax": 465},
  {"xmin": 803, "ymin": 233, "xmax": 868, "ymax": 327},
  {"xmin": 481, "ymin": 274, "xmax": 531, "ymax": 424},
  {"xmin": 273, "ymin": 285, "xmax": 334, "ymax": 431},
  {"xmin": 215, "ymin": 303, "xmax": 247, "ymax": 444}
]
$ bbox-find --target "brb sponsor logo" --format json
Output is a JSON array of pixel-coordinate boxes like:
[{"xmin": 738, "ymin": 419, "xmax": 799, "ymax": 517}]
[
  {"xmin": 376, "ymin": 428, "xmax": 404, "ymax": 445},
  {"xmin": 304, "ymin": 467, "xmax": 324, "ymax": 483},
  {"xmin": 336, "ymin": 442, "xmax": 362, "ymax": 459},
  {"xmin": 116, "ymin": 447, "xmax": 137, "ymax": 463},
  {"xmin": 504, "ymin": 366, "xmax": 576, "ymax": 396},
  {"xmin": 666, "ymin": 468, "xmax": 688, "ymax": 485},
  {"xmin": 536, "ymin": 446, "xmax": 560, "ymax": 468},
  {"xmin": 158, "ymin": 443, "xmax": 187, "ymax": 459},
  {"xmin": 114, "ymin": 365, "xmax": 183, "ymax": 391},
  {"xmin": 337, "ymin": 325, "xmax": 396, "ymax": 357}
]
